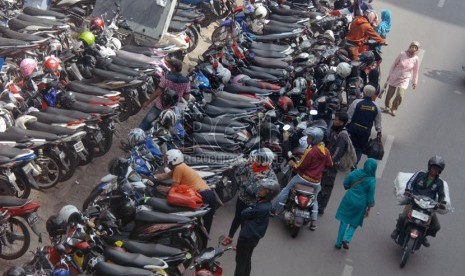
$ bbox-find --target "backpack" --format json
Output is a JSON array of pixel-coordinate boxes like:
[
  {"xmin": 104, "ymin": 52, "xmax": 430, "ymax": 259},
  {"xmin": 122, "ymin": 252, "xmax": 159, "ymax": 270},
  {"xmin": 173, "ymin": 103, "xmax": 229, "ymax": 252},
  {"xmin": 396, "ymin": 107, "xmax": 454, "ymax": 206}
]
[{"xmin": 335, "ymin": 130, "xmax": 357, "ymax": 172}]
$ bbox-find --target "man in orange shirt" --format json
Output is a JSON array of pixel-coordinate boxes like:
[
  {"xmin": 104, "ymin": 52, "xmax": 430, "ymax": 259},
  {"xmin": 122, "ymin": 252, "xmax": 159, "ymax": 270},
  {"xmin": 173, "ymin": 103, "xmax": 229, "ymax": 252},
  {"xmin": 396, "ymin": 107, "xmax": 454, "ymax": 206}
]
[{"xmin": 154, "ymin": 149, "xmax": 218, "ymax": 246}]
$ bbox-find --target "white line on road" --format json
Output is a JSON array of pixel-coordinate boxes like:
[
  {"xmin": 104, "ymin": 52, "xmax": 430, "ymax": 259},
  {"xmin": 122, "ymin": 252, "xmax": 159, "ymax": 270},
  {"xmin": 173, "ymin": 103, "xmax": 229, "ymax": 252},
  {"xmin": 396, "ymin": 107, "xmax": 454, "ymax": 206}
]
[
  {"xmin": 342, "ymin": 265, "xmax": 354, "ymax": 276},
  {"xmin": 376, "ymin": 135, "xmax": 395, "ymax": 179},
  {"xmin": 438, "ymin": 0, "xmax": 446, "ymax": 8}
]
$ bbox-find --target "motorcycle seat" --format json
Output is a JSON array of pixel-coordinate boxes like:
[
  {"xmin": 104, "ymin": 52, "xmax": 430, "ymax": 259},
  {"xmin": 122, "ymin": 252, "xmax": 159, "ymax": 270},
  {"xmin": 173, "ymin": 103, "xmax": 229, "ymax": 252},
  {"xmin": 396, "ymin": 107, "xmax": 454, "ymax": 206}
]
[
  {"xmin": 67, "ymin": 81, "xmax": 118, "ymax": 97},
  {"xmin": 116, "ymin": 50, "xmax": 163, "ymax": 67},
  {"xmin": 135, "ymin": 210, "xmax": 193, "ymax": 224},
  {"xmin": 17, "ymin": 14, "xmax": 68, "ymax": 27},
  {"xmin": 69, "ymin": 91, "xmax": 117, "ymax": 106},
  {"xmin": 104, "ymin": 247, "xmax": 166, "ymax": 268},
  {"xmin": 69, "ymin": 101, "xmax": 115, "ymax": 115},
  {"xmin": 251, "ymin": 56, "xmax": 289, "ymax": 69},
  {"xmin": 8, "ymin": 18, "xmax": 60, "ymax": 32},
  {"xmin": 187, "ymin": 147, "xmax": 240, "ymax": 159},
  {"xmin": 191, "ymin": 133, "xmax": 238, "ymax": 148},
  {"xmin": 243, "ymin": 79, "xmax": 281, "ymax": 90},
  {"xmin": 263, "ymin": 22, "xmax": 297, "ymax": 35},
  {"xmin": 249, "ymin": 41, "xmax": 290, "ymax": 52},
  {"xmin": 0, "ymin": 196, "xmax": 30, "ymax": 208},
  {"xmin": 145, "ymin": 197, "xmax": 195, "ymax": 213},
  {"xmin": 177, "ymin": 2, "xmax": 196, "ymax": 9},
  {"xmin": 192, "ymin": 121, "xmax": 237, "ymax": 136},
  {"xmin": 203, "ymin": 104, "xmax": 253, "ymax": 117},
  {"xmin": 0, "ymin": 37, "xmax": 29, "ymax": 47},
  {"xmin": 0, "ymin": 127, "xmax": 40, "ymax": 142},
  {"xmin": 251, "ymin": 31, "xmax": 301, "ymax": 42},
  {"xmin": 249, "ymin": 65, "xmax": 287, "ymax": 78},
  {"xmin": 200, "ymin": 117, "xmax": 247, "ymax": 128},
  {"xmin": 0, "ymin": 28, "xmax": 48, "ymax": 43},
  {"xmin": 21, "ymin": 127, "xmax": 60, "ymax": 141},
  {"xmin": 98, "ymin": 60, "xmax": 144, "ymax": 77},
  {"xmin": 239, "ymin": 68, "xmax": 278, "ymax": 81},
  {"xmin": 168, "ymin": 21, "xmax": 187, "ymax": 33},
  {"xmin": 29, "ymin": 111, "xmax": 77, "ymax": 124},
  {"xmin": 92, "ymin": 68, "xmax": 135, "ymax": 82},
  {"xmin": 224, "ymin": 84, "xmax": 275, "ymax": 95},
  {"xmin": 0, "ymin": 146, "xmax": 34, "ymax": 159},
  {"xmin": 294, "ymin": 183, "xmax": 315, "ymax": 195},
  {"xmin": 172, "ymin": 15, "xmax": 192, "ymax": 23},
  {"xmin": 174, "ymin": 10, "xmax": 202, "ymax": 19},
  {"xmin": 210, "ymin": 97, "xmax": 259, "ymax": 109},
  {"xmin": 26, "ymin": 121, "xmax": 76, "ymax": 136},
  {"xmin": 269, "ymin": 14, "xmax": 306, "ymax": 23},
  {"xmin": 23, "ymin": 6, "xmax": 66, "ymax": 19},
  {"xmin": 121, "ymin": 240, "xmax": 184, "ymax": 258},
  {"xmin": 249, "ymin": 48, "xmax": 288, "ymax": 59},
  {"xmin": 268, "ymin": 19, "xmax": 302, "ymax": 29},
  {"xmin": 111, "ymin": 56, "xmax": 154, "ymax": 69},
  {"xmin": 42, "ymin": 107, "xmax": 93, "ymax": 120},
  {"xmin": 93, "ymin": 262, "xmax": 153, "ymax": 276}
]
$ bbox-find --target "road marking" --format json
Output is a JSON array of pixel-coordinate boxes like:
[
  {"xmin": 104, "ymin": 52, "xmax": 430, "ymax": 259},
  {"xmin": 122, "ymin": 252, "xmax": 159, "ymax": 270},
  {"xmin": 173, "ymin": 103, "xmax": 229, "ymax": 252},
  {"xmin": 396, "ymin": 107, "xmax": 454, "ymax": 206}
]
[
  {"xmin": 417, "ymin": 49, "xmax": 426, "ymax": 64},
  {"xmin": 376, "ymin": 135, "xmax": 395, "ymax": 179},
  {"xmin": 342, "ymin": 265, "xmax": 354, "ymax": 276},
  {"xmin": 437, "ymin": 0, "xmax": 446, "ymax": 8},
  {"xmin": 453, "ymin": 90, "xmax": 462, "ymax": 95}
]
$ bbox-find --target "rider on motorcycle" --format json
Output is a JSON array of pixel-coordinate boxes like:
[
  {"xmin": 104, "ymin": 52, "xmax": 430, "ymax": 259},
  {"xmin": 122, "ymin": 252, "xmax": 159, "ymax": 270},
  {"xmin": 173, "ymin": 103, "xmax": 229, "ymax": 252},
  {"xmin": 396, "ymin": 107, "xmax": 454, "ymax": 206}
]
[{"xmin": 391, "ymin": 156, "xmax": 447, "ymax": 247}]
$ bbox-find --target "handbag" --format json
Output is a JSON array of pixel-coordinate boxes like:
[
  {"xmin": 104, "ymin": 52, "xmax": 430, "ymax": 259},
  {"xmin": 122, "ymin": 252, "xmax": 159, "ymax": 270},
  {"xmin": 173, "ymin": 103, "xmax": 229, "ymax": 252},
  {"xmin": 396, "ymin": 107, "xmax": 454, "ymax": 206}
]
[{"xmin": 363, "ymin": 138, "xmax": 384, "ymax": 160}]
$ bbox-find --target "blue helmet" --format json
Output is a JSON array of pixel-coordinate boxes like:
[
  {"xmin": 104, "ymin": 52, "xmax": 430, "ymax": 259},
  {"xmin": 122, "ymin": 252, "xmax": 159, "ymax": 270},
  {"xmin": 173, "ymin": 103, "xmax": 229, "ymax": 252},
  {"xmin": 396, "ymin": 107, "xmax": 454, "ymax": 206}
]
[
  {"xmin": 303, "ymin": 127, "xmax": 324, "ymax": 145},
  {"xmin": 52, "ymin": 267, "xmax": 70, "ymax": 276}
]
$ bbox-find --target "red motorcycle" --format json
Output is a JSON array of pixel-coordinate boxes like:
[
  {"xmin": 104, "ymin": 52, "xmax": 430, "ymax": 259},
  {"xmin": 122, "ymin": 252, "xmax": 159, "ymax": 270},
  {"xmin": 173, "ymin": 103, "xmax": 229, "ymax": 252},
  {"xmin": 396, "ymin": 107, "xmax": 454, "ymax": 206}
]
[
  {"xmin": 0, "ymin": 196, "xmax": 41, "ymax": 259},
  {"xmin": 189, "ymin": 236, "xmax": 234, "ymax": 276}
]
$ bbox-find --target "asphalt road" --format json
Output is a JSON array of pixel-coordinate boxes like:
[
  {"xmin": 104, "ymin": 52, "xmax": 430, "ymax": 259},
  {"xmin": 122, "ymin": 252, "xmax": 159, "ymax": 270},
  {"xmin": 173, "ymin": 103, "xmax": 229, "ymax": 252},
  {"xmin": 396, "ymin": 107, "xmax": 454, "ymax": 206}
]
[{"xmin": 2, "ymin": 0, "xmax": 465, "ymax": 275}]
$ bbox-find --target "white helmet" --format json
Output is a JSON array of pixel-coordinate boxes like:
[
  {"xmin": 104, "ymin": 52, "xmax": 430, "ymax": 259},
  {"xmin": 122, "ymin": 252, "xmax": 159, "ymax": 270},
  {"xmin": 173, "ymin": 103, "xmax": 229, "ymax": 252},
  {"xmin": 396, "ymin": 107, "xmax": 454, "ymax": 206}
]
[
  {"xmin": 293, "ymin": 77, "xmax": 307, "ymax": 89},
  {"xmin": 363, "ymin": 85, "xmax": 377, "ymax": 97},
  {"xmin": 323, "ymin": 30, "xmax": 335, "ymax": 42},
  {"xmin": 250, "ymin": 147, "xmax": 275, "ymax": 166},
  {"xmin": 254, "ymin": 6, "xmax": 268, "ymax": 19},
  {"xmin": 15, "ymin": 115, "xmax": 37, "ymax": 130},
  {"xmin": 158, "ymin": 109, "xmax": 177, "ymax": 128},
  {"xmin": 217, "ymin": 66, "xmax": 231, "ymax": 84},
  {"xmin": 56, "ymin": 205, "xmax": 82, "ymax": 224},
  {"xmin": 128, "ymin": 128, "xmax": 146, "ymax": 147},
  {"xmin": 48, "ymin": 39, "xmax": 63, "ymax": 55},
  {"xmin": 336, "ymin": 62, "xmax": 352, "ymax": 78},
  {"xmin": 166, "ymin": 149, "xmax": 184, "ymax": 166},
  {"xmin": 108, "ymin": 37, "xmax": 122, "ymax": 51}
]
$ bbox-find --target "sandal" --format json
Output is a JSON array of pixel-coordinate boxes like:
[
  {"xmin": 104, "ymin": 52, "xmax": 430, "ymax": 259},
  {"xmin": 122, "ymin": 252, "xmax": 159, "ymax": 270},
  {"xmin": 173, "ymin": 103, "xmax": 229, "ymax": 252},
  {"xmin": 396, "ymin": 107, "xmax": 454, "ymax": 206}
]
[
  {"xmin": 309, "ymin": 221, "xmax": 317, "ymax": 231},
  {"xmin": 221, "ymin": 236, "xmax": 233, "ymax": 246}
]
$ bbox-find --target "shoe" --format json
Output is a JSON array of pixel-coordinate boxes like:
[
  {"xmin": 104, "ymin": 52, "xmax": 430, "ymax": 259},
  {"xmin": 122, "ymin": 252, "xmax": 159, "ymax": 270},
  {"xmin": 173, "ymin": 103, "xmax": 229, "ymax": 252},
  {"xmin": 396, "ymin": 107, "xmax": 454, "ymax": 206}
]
[
  {"xmin": 422, "ymin": 237, "xmax": 430, "ymax": 247},
  {"xmin": 381, "ymin": 107, "xmax": 391, "ymax": 113},
  {"xmin": 309, "ymin": 221, "xmax": 317, "ymax": 231},
  {"xmin": 221, "ymin": 236, "xmax": 233, "ymax": 246},
  {"xmin": 390, "ymin": 110, "xmax": 396, "ymax": 117},
  {"xmin": 391, "ymin": 229, "xmax": 399, "ymax": 239},
  {"xmin": 335, "ymin": 244, "xmax": 342, "ymax": 250},
  {"xmin": 342, "ymin": 240, "xmax": 350, "ymax": 250},
  {"xmin": 318, "ymin": 209, "xmax": 325, "ymax": 215}
]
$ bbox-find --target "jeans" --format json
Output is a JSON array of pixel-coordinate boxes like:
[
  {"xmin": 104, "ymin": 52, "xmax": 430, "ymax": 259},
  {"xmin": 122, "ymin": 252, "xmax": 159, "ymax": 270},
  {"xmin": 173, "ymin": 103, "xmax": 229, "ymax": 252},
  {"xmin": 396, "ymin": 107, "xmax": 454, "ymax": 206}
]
[
  {"xmin": 139, "ymin": 106, "xmax": 161, "ymax": 131},
  {"xmin": 318, "ymin": 167, "xmax": 338, "ymax": 211},
  {"xmin": 228, "ymin": 198, "xmax": 249, "ymax": 238},
  {"xmin": 199, "ymin": 190, "xmax": 218, "ymax": 246},
  {"xmin": 336, "ymin": 221, "xmax": 357, "ymax": 247},
  {"xmin": 234, "ymin": 238, "xmax": 259, "ymax": 276},
  {"xmin": 273, "ymin": 174, "xmax": 321, "ymax": 221}
]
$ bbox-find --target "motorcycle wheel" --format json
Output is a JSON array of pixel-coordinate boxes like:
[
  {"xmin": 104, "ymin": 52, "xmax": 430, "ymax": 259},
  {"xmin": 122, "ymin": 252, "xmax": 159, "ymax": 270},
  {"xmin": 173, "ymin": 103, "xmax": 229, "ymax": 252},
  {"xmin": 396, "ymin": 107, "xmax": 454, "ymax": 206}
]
[
  {"xmin": 82, "ymin": 186, "xmax": 107, "ymax": 211},
  {"xmin": 58, "ymin": 145, "xmax": 78, "ymax": 182},
  {"xmin": 118, "ymin": 94, "xmax": 135, "ymax": 122},
  {"xmin": 0, "ymin": 217, "xmax": 31, "ymax": 260},
  {"xmin": 0, "ymin": 174, "xmax": 31, "ymax": 199},
  {"xmin": 290, "ymin": 226, "xmax": 300, "ymax": 238},
  {"xmin": 213, "ymin": 0, "xmax": 232, "ymax": 19},
  {"xmin": 186, "ymin": 27, "xmax": 200, "ymax": 53},
  {"xmin": 33, "ymin": 152, "xmax": 62, "ymax": 189},
  {"xmin": 78, "ymin": 137, "xmax": 95, "ymax": 166},
  {"xmin": 93, "ymin": 126, "xmax": 113, "ymax": 158},
  {"xmin": 211, "ymin": 26, "xmax": 232, "ymax": 45},
  {"xmin": 400, "ymin": 237, "xmax": 415, "ymax": 268}
]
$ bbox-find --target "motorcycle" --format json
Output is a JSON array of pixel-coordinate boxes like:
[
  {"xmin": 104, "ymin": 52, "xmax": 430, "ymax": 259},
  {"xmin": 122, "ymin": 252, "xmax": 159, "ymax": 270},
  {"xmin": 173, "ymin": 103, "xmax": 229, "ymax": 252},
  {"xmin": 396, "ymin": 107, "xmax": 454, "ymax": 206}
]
[{"xmin": 189, "ymin": 235, "xmax": 234, "ymax": 276}]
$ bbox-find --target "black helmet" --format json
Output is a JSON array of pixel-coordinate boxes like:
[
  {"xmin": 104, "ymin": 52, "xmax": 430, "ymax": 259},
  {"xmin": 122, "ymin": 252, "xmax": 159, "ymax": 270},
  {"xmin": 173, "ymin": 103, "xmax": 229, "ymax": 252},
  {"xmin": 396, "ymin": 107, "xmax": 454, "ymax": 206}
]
[
  {"xmin": 108, "ymin": 157, "xmax": 129, "ymax": 179},
  {"xmin": 428, "ymin": 155, "xmax": 445, "ymax": 173},
  {"xmin": 259, "ymin": 122, "xmax": 280, "ymax": 141},
  {"xmin": 161, "ymin": 89, "xmax": 179, "ymax": 108},
  {"xmin": 3, "ymin": 266, "xmax": 26, "ymax": 276},
  {"xmin": 46, "ymin": 215, "xmax": 67, "ymax": 239},
  {"xmin": 314, "ymin": 64, "xmax": 329, "ymax": 80},
  {"xmin": 359, "ymin": 51, "xmax": 375, "ymax": 65},
  {"xmin": 257, "ymin": 177, "xmax": 280, "ymax": 201},
  {"xmin": 334, "ymin": 0, "xmax": 351, "ymax": 9},
  {"xmin": 112, "ymin": 198, "xmax": 136, "ymax": 223},
  {"xmin": 59, "ymin": 92, "xmax": 76, "ymax": 109}
]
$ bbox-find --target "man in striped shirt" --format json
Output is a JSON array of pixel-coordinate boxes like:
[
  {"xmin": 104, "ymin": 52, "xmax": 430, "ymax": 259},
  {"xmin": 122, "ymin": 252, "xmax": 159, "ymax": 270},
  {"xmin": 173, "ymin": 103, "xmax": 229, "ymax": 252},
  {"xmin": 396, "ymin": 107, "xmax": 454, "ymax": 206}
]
[{"xmin": 139, "ymin": 59, "xmax": 191, "ymax": 131}]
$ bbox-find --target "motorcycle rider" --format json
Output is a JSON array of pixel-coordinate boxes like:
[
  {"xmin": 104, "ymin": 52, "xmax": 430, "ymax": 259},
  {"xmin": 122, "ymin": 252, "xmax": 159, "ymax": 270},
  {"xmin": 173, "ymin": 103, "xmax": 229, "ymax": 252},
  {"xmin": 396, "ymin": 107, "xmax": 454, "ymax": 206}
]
[
  {"xmin": 222, "ymin": 148, "xmax": 277, "ymax": 246},
  {"xmin": 272, "ymin": 127, "xmax": 333, "ymax": 230},
  {"xmin": 331, "ymin": 0, "xmax": 374, "ymax": 17},
  {"xmin": 234, "ymin": 178, "xmax": 280, "ymax": 276},
  {"xmin": 391, "ymin": 156, "xmax": 447, "ymax": 247}
]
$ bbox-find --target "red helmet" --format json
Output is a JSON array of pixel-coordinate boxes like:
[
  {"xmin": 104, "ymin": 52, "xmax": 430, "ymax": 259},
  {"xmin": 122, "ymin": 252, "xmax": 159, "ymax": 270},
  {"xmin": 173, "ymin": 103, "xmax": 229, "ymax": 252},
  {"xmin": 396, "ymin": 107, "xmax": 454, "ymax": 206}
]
[
  {"xmin": 90, "ymin": 17, "xmax": 105, "ymax": 32},
  {"xmin": 278, "ymin": 96, "xmax": 294, "ymax": 113},
  {"xmin": 44, "ymin": 57, "xmax": 61, "ymax": 75}
]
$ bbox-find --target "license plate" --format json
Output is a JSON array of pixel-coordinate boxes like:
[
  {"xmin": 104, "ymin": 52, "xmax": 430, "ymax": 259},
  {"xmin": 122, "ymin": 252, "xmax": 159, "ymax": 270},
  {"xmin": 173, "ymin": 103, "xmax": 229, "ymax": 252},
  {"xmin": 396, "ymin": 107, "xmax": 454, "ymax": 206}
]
[
  {"xmin": 95, "ymin": 131, "xmax": 103, "ymax": 142},
  {"xmin": 177, "ymin": 263, "xmax": 185, "ymax": 274},
  {"xmin": 73, "ymin": 141, "xmax": 85, "ymax": 152},
  {"xmin": 26, "ymin": 213, "xmax": 38, "ymax": 226},
  {"xmin": 411, "ymin": 210, "xmax": 430, "ymax": 222},
  {"xmin": 295, "ymin": 209, "xmax": 310, "ymax": 218},
  {"xmin": 22, "ymin": 163, "xmax": 34, "ymax": 174}
]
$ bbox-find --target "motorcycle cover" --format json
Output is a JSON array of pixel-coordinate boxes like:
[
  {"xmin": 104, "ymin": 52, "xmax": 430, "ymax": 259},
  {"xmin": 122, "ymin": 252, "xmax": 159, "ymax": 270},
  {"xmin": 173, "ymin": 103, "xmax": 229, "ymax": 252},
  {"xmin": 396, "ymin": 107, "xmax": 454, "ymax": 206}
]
[
  {"xmin": 167, "ymin": 184, "xmax": 204, "ymax": 209},
  {"xmin": 394, "ymin": 172, "xmax": 452, "ymax": 213}
]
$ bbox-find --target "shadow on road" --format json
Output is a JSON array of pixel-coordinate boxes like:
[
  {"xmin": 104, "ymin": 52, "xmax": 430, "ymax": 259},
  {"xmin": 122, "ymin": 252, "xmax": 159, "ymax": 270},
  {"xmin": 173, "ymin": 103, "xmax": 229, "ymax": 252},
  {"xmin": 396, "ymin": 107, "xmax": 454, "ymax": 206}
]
[{"xmin": 423, "ymin": 68, "xmax": 465, "ymax": 89}]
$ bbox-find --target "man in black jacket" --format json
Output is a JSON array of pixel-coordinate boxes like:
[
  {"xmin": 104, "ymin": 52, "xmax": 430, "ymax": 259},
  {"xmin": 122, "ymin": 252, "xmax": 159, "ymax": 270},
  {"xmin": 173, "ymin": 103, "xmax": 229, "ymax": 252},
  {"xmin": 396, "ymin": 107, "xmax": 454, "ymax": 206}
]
[
  {"xmin": 318, "ymin": 112, "xmax": 350, "ymax": 215},
  {"xmin": 391, "ymin": 156, "xmax": 447, "ymax": 247}
]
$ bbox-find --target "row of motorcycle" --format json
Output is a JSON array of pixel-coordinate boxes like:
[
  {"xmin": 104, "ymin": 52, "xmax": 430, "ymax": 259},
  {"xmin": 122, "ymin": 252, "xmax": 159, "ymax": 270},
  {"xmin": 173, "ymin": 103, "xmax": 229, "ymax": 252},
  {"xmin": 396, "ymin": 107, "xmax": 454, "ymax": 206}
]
[{"xmin": 1, "ymin": 0, "xmax": 387, "ymax": 275}]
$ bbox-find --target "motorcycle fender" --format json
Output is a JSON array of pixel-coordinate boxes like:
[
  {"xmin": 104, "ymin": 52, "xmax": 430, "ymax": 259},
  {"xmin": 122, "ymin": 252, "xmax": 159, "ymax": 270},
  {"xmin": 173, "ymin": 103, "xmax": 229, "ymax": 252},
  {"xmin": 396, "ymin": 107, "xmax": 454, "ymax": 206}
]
[{"xmin": 293, "ymin": 216, "xmax": 304, "ymax": 227}]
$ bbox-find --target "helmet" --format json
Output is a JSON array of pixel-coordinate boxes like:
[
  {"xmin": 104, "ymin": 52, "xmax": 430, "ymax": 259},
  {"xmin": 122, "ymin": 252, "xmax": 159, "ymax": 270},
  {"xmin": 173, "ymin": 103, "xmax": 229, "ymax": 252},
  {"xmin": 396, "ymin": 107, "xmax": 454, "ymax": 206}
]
[
  {"xmin": 293, "ymin": 77, "xmax": 307, "ymax": 90},
  {"xmin": 334, "ymin": 0, "xmax": 351, "ymax": 9},
  {"xmin": 3, "ymin": 266, "xmax": 26, "ymax": 276},
  {"xmin": 166, "ymin": 149, "xmax": 184, "ymax": 166},
  {"xmin": 15, "ymin": 115, "xmax": 37, "ymax": 130},
  {"xmin": 44, "ymin": 56, "xmax": 61, "ymax": 73},
  {"xmin": 112, "ymin": 198, "xmax": 136, "ymax": 223},
  {"xmin": 90, "ymin": 17, "xmax": 105, "ymax": 32},
  {"xmin": 323, "ymin": 30, "xmax": 335, "ymax": 43},
  {"xmin": 48, "ymin": 39, "xmax": 63, "ymax": 55},
  {"xmin": 336, "ymin": 62, "xmax": 351, "ymax": 78},
  {"xmin": 19, "ymin": 58, "xmax": 37, "ymax": 78},
  {"xmin": 314, "ymin": 64, "xmax": 329, "ymax": 79},
  {"xmin": 108, "ymin": 157, "xmax": 129, "ymax": 178},
  {"xmin": 254, "ymin": 6, "xmax": 268, "ymax": 19},
  {"xmin": 78, "ymin": 31, "xmax": 95, "ymax": 47},
  {"xmin": 363, "ymin": 85, "xmax": 376, "ymax": 98},
  {"xmin": 303, "ymin": 127, "xmax": 324, "ymax": 145},
  {"xmin": 231, "ymin": 74, "xmax": 251, "ymax": 86},
  {"xmin": 278, "ymin": 96, "xmax": 294, "ymax": 113},
  {"xmin": 364, "ymin": 10, "xmax": 378, "ymax": 25},
  {"xmin": 52, "ymin": 267, "xmax": 70, "ymax": 276},
  {"xmin": 46, "ymin": 215, "xmax": 67, "ymax": 238},
  {"xmin": 108, "ymin": 37, "xmax": 122, "ymax": 51},
  {"xmin": 128, "ymin": 128, "xmax": 146, "ymax": 148},
  {"xmin": 428, "ymin": 155, "xmax": 445, "ymax": 173},
  {"xmin": 257, "ymin": 177, "xmax": 280, "ymax": 201},
  {"xmin": 59, "ymin": 92, "xmax": 76, "ymax": 108},
  {"xmin": 195, "ymin": 269, "xmax": 214, "ymax": 276},
  {"xmin": 158, "ymin": 109, "xmax": 177, "ymax": 128},
  {"xmin": 250, "ymin": 148, "xmax": 275, "ymax": 166},
  {"xmin": 161, "ymin": 89, "xmax": 179, "ymax": 108},
  {"xmin": 56, "ymin": 205, "xmax": 82, "ymax": 225},
  {"xmin": 216, "ymin": 66, "xmax": 231, "ymax": 84},
  {"xmin": 359, "ymin": 51, "xmax": 375, "ymax": 64}
]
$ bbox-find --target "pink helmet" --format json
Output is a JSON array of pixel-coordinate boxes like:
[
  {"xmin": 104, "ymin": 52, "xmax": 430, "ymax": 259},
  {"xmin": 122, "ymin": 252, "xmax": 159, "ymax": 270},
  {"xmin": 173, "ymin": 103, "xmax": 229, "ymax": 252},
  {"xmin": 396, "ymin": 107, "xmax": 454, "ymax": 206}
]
[
  {"xmin": 231, "ymin": 74, "xmax": 251, "ymax": 86},
  {"xmin": 20, "ymin": 58, "xmax": 38, "ymax": 78}
]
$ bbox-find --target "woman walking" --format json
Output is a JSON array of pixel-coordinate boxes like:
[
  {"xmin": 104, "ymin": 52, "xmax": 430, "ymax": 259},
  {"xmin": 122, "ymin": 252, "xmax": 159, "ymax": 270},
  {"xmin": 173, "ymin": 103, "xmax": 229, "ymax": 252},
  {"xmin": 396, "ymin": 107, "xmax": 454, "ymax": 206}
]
[{"xmin": 335, "ymin": 158, "xmax": 377, "ymax": 249}]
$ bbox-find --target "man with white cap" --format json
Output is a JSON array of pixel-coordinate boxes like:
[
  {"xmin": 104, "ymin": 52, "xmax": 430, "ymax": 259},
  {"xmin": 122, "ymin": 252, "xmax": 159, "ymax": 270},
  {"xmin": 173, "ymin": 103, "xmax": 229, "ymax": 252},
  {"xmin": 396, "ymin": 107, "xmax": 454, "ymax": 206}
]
[{"xmin": 347, "ymin": 85, "xmax": 382, "ymax": 163}]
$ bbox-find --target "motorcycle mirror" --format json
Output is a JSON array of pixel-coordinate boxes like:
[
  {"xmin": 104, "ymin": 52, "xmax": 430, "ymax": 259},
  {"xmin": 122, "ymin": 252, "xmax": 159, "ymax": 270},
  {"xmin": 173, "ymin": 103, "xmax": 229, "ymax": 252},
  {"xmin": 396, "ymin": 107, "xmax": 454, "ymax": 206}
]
[{"xmin": 283, "ymin": 124, "xmax": 291, "ymax": 131}]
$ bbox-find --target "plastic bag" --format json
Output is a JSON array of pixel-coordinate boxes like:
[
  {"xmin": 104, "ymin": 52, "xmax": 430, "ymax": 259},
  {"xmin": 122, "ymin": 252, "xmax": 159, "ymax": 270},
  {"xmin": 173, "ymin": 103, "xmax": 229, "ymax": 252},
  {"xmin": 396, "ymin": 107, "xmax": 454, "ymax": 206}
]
[
  {"xmin": 167, "ymin": 184, "xmax": 203, "ymax": 209},
  {"xmin": 363, "ymin": 138, "xmax": 384, "ymax": 160}
]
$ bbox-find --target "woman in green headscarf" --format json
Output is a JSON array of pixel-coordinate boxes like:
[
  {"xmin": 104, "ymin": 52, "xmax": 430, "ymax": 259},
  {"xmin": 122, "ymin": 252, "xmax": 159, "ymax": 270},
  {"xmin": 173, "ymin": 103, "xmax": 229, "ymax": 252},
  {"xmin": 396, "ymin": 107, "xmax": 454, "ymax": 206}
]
[{"xmin": 335, "ymin": 158, "xmax": 377, "ymax": 249}]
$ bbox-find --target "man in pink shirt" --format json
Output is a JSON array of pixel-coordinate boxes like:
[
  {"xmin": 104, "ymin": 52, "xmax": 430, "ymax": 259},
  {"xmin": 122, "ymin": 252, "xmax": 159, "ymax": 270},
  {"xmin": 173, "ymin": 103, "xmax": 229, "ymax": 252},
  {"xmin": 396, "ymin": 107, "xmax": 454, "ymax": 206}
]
[{"xmin": 382, "ymin": 41, "xmax": 421, "ymax": 116}]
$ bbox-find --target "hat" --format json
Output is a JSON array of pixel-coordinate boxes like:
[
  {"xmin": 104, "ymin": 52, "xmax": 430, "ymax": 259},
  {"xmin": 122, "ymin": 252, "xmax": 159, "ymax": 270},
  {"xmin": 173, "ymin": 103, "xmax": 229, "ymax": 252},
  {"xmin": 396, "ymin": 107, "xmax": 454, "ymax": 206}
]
[{"xmin": 363, "ymin": 85, "xmax": 377, "ymax": 98}]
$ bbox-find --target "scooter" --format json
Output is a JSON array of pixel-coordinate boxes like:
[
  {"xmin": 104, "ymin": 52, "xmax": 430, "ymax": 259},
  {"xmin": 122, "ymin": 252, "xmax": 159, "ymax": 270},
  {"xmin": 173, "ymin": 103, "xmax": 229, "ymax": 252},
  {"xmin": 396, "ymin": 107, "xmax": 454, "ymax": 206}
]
[{"xmin": 189, "ymin": 235, "xmax": 234, "ymax": 276}]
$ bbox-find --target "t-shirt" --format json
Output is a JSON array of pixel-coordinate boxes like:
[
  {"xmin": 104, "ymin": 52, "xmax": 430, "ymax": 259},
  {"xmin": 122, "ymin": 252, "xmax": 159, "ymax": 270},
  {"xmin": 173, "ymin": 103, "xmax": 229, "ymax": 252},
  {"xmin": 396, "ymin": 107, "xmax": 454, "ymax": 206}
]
[
  {"xmin": 172, "ymin": 163, "xmax": 209, "ymax": 191},
  {"xmin": 154, "ymin": 73, "xmax": 191, "ymax": 109}
]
